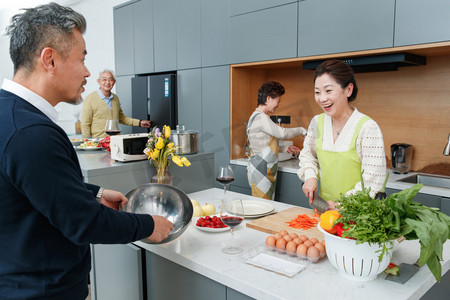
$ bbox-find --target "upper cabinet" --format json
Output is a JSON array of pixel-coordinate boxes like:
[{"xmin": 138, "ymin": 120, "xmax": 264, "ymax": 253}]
[
  {"xmin": 153, "ymin": 0, "xmax": 177, "ymax": 72},
  {"xmin": 229, "ymin": 0, "xmax": 296, "ymax": 16},
  {"xmin": 201, "ymin": 0, "xmax": 230, "ymax": 67},
  {"xmin": 113, "ymin": 2, "xmax": 135, "ymax": 76},
  {"xmin": 133, "ymin": 0, "xmax": 154, "ymax": 74},
  {"xmin": 298, "ymin": 0, "xmax": 395, "ymax": 57},
  {"xmin": 114, "ymin": 0, "xmax": 154, "ymax": 76},
  {"xmin": 176, "ymin": 0, "xmax": 202, "ymax": 70},
  {"xmin": 395, "ymin": 0, "xmax": 450, "ymax": 46},
  {"xmin": 230, "ymin": 3, "xmax": 298, "ymax": 64}
]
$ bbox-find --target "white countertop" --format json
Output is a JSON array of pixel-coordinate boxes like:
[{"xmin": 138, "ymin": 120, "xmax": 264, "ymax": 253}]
[
  {"xmin": 230, "ymin": 158, "xmax": 450, "ymax": 198},
  {"xmin": 134, "ymin": 188, "xmax": 450, "ymax": 300}
]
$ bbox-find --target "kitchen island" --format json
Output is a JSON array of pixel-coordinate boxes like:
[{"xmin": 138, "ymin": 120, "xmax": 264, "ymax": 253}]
[{"xmin": 133, "ymin": 188, "xmax": 450, "ymax": 300}]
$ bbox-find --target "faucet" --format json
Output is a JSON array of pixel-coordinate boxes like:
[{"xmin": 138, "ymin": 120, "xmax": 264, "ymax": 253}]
[{"xmin": 444, "ymin": 133, "xmax": 450, "ymax": 156}]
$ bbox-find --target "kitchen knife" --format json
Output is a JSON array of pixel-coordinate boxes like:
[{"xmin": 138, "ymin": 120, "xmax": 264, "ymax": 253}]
[{"xmin": 310, "ymin": 192, "xmax": 329, "ymax": 214}]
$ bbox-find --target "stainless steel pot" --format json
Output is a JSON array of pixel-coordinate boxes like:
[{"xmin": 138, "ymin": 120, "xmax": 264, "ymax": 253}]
[{"xmin": 171, "ymin": 129, "xmax": 198, "ymax": 154}]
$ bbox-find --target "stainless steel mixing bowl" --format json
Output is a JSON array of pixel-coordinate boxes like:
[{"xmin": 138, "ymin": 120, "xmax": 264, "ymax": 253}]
[{"xmin": 121, "ymin": 183, "xmax": 193, "ymax": 244}]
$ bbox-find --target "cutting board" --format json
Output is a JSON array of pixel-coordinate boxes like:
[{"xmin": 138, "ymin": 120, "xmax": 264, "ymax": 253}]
[{"xmin": 246, "ymin": 207, "xmax": 324, "ymax": 241}]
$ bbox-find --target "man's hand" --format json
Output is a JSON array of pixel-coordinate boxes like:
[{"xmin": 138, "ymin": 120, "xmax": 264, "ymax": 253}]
[
  {"xmin": 147, "ymin": 216, "xmax": 174, "ymax": 243},
  {"xmin": 99, "ymin": 189, "xmax": 128, "ymax": 210},
  {"xmin": 140, "ymin": 120, "xmax": 151, "ymax": 128}
]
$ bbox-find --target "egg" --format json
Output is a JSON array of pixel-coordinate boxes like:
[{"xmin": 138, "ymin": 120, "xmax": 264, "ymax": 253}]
[
  {"xmin": 279, "ymin": 230, "xmax": 289, "ymax": 236},
  {"xmin": 265, "ymin": 236, "xmax": 277, "ymax": 249},
  {"xmin": 289, "ymin": 233, "xmax": 299, "ymax": 239},
  {"xmin": 296, "ymin": 244, "xmax": 308, "ymax": 257},
  {"xmin": 303, "ymin": 240, "xmax": 313, "ymax": 248},
  {"xmin": 299, "ymin": 235, "xmax": 308, "ymax": 242},
  {"xmin": 292, "ymin": 237, "xmax": 302, "ymax": 245},
  {"xmin": 307, "ymin": 246, "xmax": 321, "ymax": 262},
  {"xmin": 274, "ymin": 233, "xmax": 283, "ymax": 240},
  {"xmin": 275, "ymin": 237, "xmax": 287, "ymax": 252},
  {"xmin": 310, "ymin": 237, "xmax": 319, "ymax": 245},
  {"xmin": 285, "ymin": 241, "xmax": 297, "ymax": 256},
  {"xmin": 315, "ymin": 242, "xmax": 326, "ymax": 256},
  {"xmin": 321, "ymin": 240, "xmax": 326, "ymax": 246},
  {"xmin": 283, "ymin": 235, "xmax": 293, "ymax": 242}
]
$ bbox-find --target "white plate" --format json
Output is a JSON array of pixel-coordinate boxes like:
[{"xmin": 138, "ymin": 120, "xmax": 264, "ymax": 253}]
[
  {"xmin": 192, "ymin": 215, "xmax": 230, "ymax": 232},
  {"xmin": 76, "ymin": 146, "xmax": 103, "ymax": 151},
  {"xmin": 226, "ymin": 200, "xmax": 274, "ymax": 216}
]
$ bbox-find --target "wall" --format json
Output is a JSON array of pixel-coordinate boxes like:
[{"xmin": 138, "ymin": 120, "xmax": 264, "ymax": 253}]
[{"xmin": 0, "ymin": 0, "xmax": 128, "ymax": 134}]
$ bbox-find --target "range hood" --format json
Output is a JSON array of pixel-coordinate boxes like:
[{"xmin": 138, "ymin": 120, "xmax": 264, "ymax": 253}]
[{"xmin": 302, "ymin": 53, "xmax": 426, "ymax": 73}]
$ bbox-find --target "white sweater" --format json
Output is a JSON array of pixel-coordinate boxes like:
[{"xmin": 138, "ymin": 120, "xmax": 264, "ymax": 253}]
[
  {"xmin": 297, "ymin": 108, "xmax": 386, "ymax": 197},
  {"xmin": 247, "ymin": 110, "xmax": 307, "ymax": 155}
]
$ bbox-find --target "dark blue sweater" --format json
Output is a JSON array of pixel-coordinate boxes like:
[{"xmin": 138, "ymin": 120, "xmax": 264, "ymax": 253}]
[{"xmin": 0, "ymin": 89, "xmax": 155, "ymax": 299}]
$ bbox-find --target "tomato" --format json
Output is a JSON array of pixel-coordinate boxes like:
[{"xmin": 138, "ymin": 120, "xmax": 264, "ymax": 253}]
[{"xmin": 320, "ymin": 210, "xmax": 341, "ymax": 234}]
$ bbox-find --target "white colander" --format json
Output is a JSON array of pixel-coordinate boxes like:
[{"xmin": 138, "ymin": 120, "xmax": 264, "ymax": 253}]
[{"xmin": 318, "ymin": 222, "xmax": 393, "ymax": 281}]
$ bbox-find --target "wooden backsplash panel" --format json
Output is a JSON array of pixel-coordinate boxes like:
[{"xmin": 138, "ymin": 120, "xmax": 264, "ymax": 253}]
[{"xmin": 231, "ymin": 56, "xmax": 450, "ymax": 173}]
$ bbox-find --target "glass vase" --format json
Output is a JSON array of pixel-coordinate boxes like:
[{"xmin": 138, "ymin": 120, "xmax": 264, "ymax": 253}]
[{"xmin": 151, "ymin": 167, "xmax": 173, "ymax": 185}]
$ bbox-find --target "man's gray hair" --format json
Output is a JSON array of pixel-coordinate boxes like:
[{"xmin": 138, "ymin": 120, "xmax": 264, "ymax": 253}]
[
  {"xmin": 98, "ymin": 69, "xmax": 116, "ymax": 80},
  {"xmin": 6, "ymin": 2, "xmax": 86, "ymax": 74}
]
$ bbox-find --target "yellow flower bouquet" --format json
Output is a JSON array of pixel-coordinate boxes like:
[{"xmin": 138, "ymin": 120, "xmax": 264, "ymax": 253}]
[{"xmin": 143, "ymin": 125, "xmax": 191, "ymax": 184}]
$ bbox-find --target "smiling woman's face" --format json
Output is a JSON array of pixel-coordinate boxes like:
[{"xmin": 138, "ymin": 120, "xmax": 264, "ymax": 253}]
[{"xmin": 314, "ymin": 73, "xmax": 353, "ymax": 118}]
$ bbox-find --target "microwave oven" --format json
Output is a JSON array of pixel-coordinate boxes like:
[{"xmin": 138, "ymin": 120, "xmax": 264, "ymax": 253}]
[{"xmin": 110, "ymin": 133, "xmax": 148, "ymax": 162}]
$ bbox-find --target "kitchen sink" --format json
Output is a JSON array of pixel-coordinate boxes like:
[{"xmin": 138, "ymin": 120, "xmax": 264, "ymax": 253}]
[{"xmin": 396, "ymin": 173, "xmax": 450, "ymax": 189}]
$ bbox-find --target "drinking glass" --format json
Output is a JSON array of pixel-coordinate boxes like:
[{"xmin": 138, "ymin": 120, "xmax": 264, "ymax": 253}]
[
  {"xmin": 105, "ymin": 120, "xmax": 121, "ymax": 136},
  {"xmin": 216, "ymin": 165, "xmax": 234, "ymax": 198},
  {"xmin": 220, "ymin": 198, "xmax": 244, "ymax": 255}
]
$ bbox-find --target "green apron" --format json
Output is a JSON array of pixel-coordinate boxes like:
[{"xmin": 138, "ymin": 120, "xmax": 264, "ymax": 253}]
[{"xmin": 316, "ymin": 113, "xmax": 371, "ymax": 201}]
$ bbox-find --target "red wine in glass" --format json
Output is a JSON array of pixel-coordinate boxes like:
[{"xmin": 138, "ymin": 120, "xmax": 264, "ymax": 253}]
[
  {"xmin": 216, "ymin": 176, "xmax": 234, "ymax": 185},
  {"xmin": 221, "ymin": 215, "xmax": 243, "ymax": 228},
  {"xmin": 105, "ymin": 130, "xmax": 122, "ymax": 136}
]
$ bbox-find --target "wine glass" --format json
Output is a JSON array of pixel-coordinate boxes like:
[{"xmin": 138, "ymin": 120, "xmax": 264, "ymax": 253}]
[
  {"xmin": 220, "ymin": 198, "xmax": 244, "ymax": 255},
  {"xmin": 105, "ymin": 119, "xmax": 121, "ymax": 136},
  {"xmin": 216, "ymin": 165, "xmax": 234, "ymax": 198}
]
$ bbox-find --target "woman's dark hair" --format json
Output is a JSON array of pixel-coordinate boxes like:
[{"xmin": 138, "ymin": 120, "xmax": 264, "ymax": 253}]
[
  {"xmin": 257, "ymin": 81, "xmax": 285, "ymax": 106},
  {"xmin": 313, "ymin": 60, "xmax": 358, "ymax": 102}
]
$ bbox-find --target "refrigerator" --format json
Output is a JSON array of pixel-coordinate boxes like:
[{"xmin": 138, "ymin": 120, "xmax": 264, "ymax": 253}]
[{"xmin": 131, "ymin": 73, "xmax": 177, "ymax": 133}]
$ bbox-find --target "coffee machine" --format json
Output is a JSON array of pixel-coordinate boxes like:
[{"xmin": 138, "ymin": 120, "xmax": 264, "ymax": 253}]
[{"xmin": 391, "ymin": 143, "xmax": 413, "ymax": 174}]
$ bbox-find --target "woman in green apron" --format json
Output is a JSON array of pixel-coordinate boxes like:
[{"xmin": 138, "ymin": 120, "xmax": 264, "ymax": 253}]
[
  {"xmin": 297, "ymin": 60, "xmax": 386, "ymax": 209},
  {"xmin": 247, "ymin": 81, "xmax": 307, "ymax": 200}
]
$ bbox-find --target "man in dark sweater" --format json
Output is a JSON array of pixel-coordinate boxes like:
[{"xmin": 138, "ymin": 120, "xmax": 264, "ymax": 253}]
[{"xmin": 0, "ymin": 3, "xmax": 173, "ymax": 299}]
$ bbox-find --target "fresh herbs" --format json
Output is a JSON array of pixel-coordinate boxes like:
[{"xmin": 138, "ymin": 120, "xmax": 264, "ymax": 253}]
[{"xmin": 336, "ymin": 183, "xmax": 450, "ymax": 283}]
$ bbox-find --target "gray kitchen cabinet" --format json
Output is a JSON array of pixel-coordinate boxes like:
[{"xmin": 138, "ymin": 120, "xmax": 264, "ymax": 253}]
[
  {"xmin": 114, "ymin": 0, "xmax": 154, "ymax": 76},
  {"xmin": 201, "ymin": 0, "xmax": 230, "ymax": 67},
  {"xmin": 177, "ymin": 0, "xmax": 202, "ymax": 70},
  {"xmin": 441, "ymin": 197, "xmax": 450, "ymax": 216},
  {"xmin": 153, "ymin": 0, "xmax": 177, "ymax": 72},
  {"xmin": 298, "ymin": 0, "xmax": 395, "ymax": 57},
  {"xmin": 113, "ymin": 2, "xmax": 135, "ymax": 76},
  {"xmin": 177, "ymin": 69, "xmax": 203, "ymax": 150},
  {"xmin": 134, "ymin": 0, "xmax": 154, "ymax": 74},
  {"xmin": 276, "ymin": 171, "xmax": 309, "ymax": 208},
  {"xmin": 230, "ymin": 164, "xmax": 251, "ymax": 195},
  {"xmin": 230, "ymin": 3, "xmax": 298, "ymax": 64},
  {"xmin": 114, "ymin": 75, "xmax": 135, "ymax": 135},
  {"xmin": 201, "ymin": 66, "xmax": 230, "ymax": 175},
  {"xmin": 146, "ymin": 251, "xmax": 252, "ymax": 300},
  {"xmin": 91, "ymin": 244, "xmax": 144, "ymax": 300},
  {"xmin": 229, "ymin": 0, "xmax": 296, "ymax": 16},
  {"xmin": 395, "ymin": 0, "xmax": 450, "ymax": 46}
]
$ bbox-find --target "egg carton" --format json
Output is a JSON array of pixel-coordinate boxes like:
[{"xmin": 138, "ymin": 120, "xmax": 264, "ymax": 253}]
[{"xmin": 265, "ymin": 244, "xmax": 326, "ymax": 263}]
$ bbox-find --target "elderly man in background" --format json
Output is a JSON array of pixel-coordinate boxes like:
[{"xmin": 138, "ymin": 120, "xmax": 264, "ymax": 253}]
[
  {"xmin": 0, "ymin": 3, "xmax": 173, "ymax": 299},
  {"xmin": 81, "ymin": 69, "xmax": 151, "ymax": 138}
]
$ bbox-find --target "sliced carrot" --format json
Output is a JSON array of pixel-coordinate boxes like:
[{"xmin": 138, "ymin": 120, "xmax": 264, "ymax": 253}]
[{"xmin": 286, "ymin": 214, "xmax": 319, "ymax": 230}]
